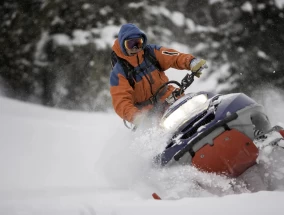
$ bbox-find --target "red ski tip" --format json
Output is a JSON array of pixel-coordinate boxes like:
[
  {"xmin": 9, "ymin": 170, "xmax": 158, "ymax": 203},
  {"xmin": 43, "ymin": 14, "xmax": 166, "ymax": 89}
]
[
  {"xmin": 152, "ymin": 192, "xmax": 162, "ymax": 200},
  {"xmin": 279, "ymin": 129, "xmax": 284, "ymax": 138}
]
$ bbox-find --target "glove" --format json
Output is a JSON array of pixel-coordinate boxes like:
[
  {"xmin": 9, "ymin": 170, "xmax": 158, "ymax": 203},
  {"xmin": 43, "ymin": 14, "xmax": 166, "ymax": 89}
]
[{"xmin": 190, "ymin": 58, "xmax": 208, "ymax": 78}]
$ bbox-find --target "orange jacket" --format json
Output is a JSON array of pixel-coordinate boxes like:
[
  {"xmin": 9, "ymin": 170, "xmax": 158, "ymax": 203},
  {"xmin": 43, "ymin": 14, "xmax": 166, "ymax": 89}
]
[{"xmin": 110, "ymin": 24, "xmax": 195, "ymax": 123}]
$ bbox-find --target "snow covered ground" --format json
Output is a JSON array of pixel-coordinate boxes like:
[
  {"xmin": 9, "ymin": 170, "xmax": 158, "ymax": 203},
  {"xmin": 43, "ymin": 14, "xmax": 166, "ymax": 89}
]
[{"xmin": 1, "ymin": 95, "xmax": 284, "ymax": 215}]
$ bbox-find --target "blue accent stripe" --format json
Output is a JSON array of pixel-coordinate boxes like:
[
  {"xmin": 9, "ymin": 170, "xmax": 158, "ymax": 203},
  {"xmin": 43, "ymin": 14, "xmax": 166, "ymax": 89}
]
[
  {"xmin": 110, "ymin": 63, "xmax": 125, "ymax": 86},
  {"xmin": 110, "ymin": 44, "xmax": 162, "ymax": 86}
]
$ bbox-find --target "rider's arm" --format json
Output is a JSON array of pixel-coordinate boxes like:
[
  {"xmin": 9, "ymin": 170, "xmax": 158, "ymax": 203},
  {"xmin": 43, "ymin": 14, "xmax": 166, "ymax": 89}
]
[
  {"xmin": 154, "ymin": 47, "xmax": 195, "ymax": 71},
  {"xmin": 110, "ymin": 71, "xmax": 141, "ymax": 123}
]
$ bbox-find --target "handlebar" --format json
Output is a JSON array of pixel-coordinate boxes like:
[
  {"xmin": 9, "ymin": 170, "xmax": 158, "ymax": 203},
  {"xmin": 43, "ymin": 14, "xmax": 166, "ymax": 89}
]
[{"xmin": 152, "ymin": 73, "xmax": 195, "ymax": 104}]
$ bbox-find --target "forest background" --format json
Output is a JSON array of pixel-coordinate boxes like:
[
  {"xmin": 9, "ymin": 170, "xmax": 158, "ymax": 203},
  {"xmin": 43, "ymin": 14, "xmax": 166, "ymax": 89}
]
[{"xmin": 1, "ymin": 0, "xmax": 283, "ymax": 111}]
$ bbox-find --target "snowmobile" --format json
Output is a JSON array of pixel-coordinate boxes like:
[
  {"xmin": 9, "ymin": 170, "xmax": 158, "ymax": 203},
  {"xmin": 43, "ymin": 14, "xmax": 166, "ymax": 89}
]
[{"xmin": 146, "ymin": 73, "xmax": 284, "ymax": 178}]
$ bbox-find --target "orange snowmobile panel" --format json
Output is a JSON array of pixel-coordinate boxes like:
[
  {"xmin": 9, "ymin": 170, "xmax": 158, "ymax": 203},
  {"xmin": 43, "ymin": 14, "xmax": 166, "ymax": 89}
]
[
  {"xmin": 152, "ymin": 193, "xmax": 162, "ymax": 200},
  {"xmin": 192, "ymin": 129, "xmax": 259, "ymax": 177},
  {"xmin": 279, "ymin": 129, "xmax": 284, "ymax": 138}
]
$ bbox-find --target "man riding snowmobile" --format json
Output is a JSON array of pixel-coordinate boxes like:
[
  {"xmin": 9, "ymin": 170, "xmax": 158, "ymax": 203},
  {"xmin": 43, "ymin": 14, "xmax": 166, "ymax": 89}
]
[{"xmin": 109, "ymin": 23, "xmax": 208, "ymax": 126}]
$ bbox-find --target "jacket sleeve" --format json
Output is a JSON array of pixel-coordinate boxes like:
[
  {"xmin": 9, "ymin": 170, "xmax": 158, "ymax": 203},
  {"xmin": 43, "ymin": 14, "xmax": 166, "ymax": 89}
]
[
  {"xmin": 110, "ymin": 72, "xmax": 141, "ymax": 123},
  {"xmin": 154, "ymin": 47, "xmax": 195, "ymax": 71}
]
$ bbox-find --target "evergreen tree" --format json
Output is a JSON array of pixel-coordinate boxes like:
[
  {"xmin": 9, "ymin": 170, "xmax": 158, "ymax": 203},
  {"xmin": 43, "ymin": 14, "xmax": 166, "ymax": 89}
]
[
  {"xmin": 0, "ymin": 1, "xmax": 46, "ymax": 101},
  {"xmin": 193, "ymin": 0, "xmax": 284, "ymax": 95}
]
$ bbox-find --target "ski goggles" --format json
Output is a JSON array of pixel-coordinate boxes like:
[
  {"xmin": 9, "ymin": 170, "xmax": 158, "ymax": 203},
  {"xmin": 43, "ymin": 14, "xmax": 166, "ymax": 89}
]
[{"xmin": 124, "ymin": 38, "xmax": 143, "ymax": 50}]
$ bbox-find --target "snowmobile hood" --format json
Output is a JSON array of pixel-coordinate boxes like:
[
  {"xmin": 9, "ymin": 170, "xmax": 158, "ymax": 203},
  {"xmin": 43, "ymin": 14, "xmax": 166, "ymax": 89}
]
[
  {"xmin": 117, "ymin": 23, "xmax": 147, "ymax": 56},
  {"xmin": 158, "ymin": 92, "xmax": 261, "ymax": 166}
]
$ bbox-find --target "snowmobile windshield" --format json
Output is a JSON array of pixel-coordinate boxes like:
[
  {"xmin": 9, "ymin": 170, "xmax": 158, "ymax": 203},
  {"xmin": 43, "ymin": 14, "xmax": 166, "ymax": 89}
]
[{"xmin": 160, "ymin": 94, "xmax": 210, "ymax": 130}]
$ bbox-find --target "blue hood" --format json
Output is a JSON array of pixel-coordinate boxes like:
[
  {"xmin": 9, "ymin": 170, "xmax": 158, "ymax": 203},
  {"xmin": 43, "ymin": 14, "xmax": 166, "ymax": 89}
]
[{"xmin": 118, "ymin": 23, "xmax": 147, "ymax": 55}]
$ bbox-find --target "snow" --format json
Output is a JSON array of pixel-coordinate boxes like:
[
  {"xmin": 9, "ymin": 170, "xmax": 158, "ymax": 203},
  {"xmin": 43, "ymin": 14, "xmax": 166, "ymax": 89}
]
[
  {"xmin": 185, "ymin": 18, "xmax": 196, "ymax": 31},
  {"xmin": 52, "ymin": 25, "xmax": 120, "ymax": 49},
  {"xmin": 209, "ymin": 0, "xmax": 224, "ymax": 4},
  {"xmin": 241, "ymin": 2, "xmax": 253, "ymax": 13},
  {"xmin": 149, "ymin": 5, "xmax": 171, "ymax": 17},
  {"xmin": 1, "ymin": 94, "xmax": 284, "ymax": 215},
  {"xmin": 52, "ymin": 34, "xmax": 72, "ymax": 47},
  {"xmin": 129, "ymin": 2, "xmax": 144, "ymax": 9},
  {"xmin": 72, "ymin": 30, "xmax": 91, "ymax": 46},
  {"xmin": 82, "ymin": 3, "xmax": 91, "ymax": 10},
  {"xmin": 257, "ymin": 50, "xmax": 269, "ymax": 60},
  {"xmin": 94, "ymin": 25, "xmax": 121, "ymax": 49},
  {"xmin": 275, "ymin": 0, "xmax": 284, "ymax": 8},
  {"xmin": 171, "ymin": 12, "xmax": 185, "ymax": 27}
]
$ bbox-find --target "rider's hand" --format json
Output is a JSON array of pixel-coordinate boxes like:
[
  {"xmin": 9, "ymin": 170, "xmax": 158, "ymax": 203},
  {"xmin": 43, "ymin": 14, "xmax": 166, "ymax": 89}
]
[
  {"xmin": 190, "ymin": 58, "xmax": 208, "ymax": 78},
  {"xmin": 133, "ymin": 113, "xmax": 145, "ymax": 127}
]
